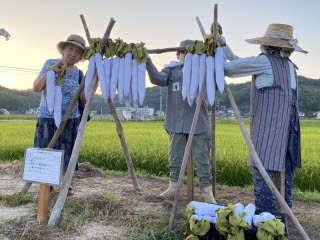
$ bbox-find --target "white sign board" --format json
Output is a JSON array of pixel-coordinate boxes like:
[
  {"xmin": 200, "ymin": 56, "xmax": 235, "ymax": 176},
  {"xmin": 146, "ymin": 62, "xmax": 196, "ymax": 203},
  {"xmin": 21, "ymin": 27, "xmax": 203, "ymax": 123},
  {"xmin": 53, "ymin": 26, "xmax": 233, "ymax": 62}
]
[{"xmin": 22, "ymin": 148, "xmax": 64, "ymax": 186}]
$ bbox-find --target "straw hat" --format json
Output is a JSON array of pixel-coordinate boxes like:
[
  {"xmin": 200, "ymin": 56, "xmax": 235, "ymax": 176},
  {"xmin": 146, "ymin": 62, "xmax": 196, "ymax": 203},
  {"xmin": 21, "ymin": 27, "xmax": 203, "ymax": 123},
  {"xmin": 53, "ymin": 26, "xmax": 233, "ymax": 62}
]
[
  {"xmin": 57, "ymin": 34, "xmax": 86, "ymax": 54},
  {"xmin": 245, "ymin": 24, "xmax": 308, "ymax": 54}
]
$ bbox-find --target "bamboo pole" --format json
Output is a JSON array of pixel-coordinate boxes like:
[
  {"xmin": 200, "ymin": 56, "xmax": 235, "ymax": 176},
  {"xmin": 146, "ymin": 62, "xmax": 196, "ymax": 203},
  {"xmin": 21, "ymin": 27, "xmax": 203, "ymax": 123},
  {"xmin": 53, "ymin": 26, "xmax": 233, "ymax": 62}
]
[
  {"xmin": 21, "ymin": 75, "xmax": 87, "ymax": 194},
  {"xmin": 47, "ymin": 18, "xmax": 116, "ymax": 227}
]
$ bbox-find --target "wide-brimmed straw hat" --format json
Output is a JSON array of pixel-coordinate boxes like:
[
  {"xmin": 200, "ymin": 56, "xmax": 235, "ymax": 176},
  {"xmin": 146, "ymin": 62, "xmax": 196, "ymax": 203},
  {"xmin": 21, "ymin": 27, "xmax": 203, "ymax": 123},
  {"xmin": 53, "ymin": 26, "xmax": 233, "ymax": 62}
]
[
  {"xmin": 245, "ymin": 24, "xmax": 308, "ymax": 54},
  {"xmin": 57, "ymin": 34, "xmax": 86, "ymax": 54}
]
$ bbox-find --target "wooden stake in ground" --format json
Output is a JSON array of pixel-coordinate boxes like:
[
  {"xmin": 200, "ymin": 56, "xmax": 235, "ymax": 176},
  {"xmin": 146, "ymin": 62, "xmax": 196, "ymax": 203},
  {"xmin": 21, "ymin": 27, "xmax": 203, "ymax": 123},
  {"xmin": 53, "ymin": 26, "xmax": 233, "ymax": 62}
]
[
  {"xmin": 37, "ymin": 184, "xmax": 50, "ymax": 223},
  {"xmin": 47, "ymin": 18, "xmax": 116, "ymax": 228},
  {"xmin": 210, "ymin": 5, "xmax": 218, "ymax": 198}
]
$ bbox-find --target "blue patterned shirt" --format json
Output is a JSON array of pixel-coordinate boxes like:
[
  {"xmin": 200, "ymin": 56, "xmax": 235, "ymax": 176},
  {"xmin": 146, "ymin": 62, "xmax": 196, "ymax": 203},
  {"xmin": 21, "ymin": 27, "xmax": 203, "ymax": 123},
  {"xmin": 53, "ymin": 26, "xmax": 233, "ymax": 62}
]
[{"xmin": 38, "ymin": 59, "xmax": 81, "ymax": 119}]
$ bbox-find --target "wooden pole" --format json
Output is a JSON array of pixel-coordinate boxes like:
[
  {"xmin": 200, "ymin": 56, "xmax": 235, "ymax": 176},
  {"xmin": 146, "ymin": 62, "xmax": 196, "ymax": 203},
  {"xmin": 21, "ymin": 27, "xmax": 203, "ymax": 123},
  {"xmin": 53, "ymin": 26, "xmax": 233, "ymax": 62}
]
[
  {"xmin": 195, "ymin": 13, "xmax": 309, "ymax": 239},
  {"xmin": 107, "ymin": 98, "xmax": 140, "ymax": 190},
  {"xmin": 47, "ymin": 18, "xmax": 116, "ymax": 227},
  {"xmin": 21, "ymin": 75, "xmax": 87, "ymax": 194},
  {"xmin": 147, "ymin": 44, "xmax": 225, "ymax": 55},
  {"xmin": 37, "ymin": 184, "xmax": 50, "ymax": 223},
  {"xmin": 169, "ymin": 35, "xmax": 209, "ymax": 231},
  {"xmin": 187, "ymin": 149, "xmax": 194, "ymax": 200},
  {"xmin": 82, "ymin": 14, "xmax": 139, "ymax": 190},
  {"xmin": 224, "ymin": 84, "xmax": 310, "ymax": 239},
  {"xmin": 211, "ymin": 5, "xmax": 218, "ymax": 198}
]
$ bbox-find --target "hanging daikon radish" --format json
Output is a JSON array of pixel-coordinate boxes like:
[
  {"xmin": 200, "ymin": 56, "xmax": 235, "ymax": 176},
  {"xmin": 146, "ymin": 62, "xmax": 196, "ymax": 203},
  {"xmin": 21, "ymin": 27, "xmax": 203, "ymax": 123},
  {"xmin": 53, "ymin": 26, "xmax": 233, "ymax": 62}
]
[
  {"xmin": 110, "ymin": 56, "xmax": 120, "ymax": 101},
  {"xmin": 123, "ymin": 52, "xmax": 133, "ymax": 97},
  {"xmin": 54, "ymin": 86, "xmax": 62, "ymax": 128},
  {"xmin": 118, "ymin": 57, "xmax": 125, "ymax": 103},
  {"xmin": 138, "ymin": 62, "xmax": 146, "ymax": 105},
  {"xmin": 131, "ymin": 59, "xmax": 138, "ymax": 103},
  {"xmin": 197, "ymin": 53, "xmax": 207, "ymax": 102},
  {"xmin": 46, "ymin": 70, "xmax": 55, "ymax": 114},
  {"xmin": 85, "ymin": 56, "xmax": 96, "ymax": 100},
  {"xmin": 95, "ymin": 53, "xmax": 107, "ymax": 101},
  {"xmin": 189, "ymin": 54, "xmax": 200, "ymax": 106},
  {"xmin": 215, "ymin": 46, "xmax": 225, "ymax": 94},
  {"xmin": 206, "ymin": 56, "xmax": 215, "ymax": 106},
  {"xmin": 103, "ymin": 58, "xmax": 111, "ymax": 102},
  {"xmin": 182, "ymin": 52, "xmax": 192, "ymax": 100}
]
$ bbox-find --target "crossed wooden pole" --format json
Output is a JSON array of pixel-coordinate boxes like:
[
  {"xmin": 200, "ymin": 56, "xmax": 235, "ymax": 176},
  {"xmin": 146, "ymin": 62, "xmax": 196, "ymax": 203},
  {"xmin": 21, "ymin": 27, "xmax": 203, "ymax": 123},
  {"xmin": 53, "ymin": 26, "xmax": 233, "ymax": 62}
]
[
  {"xmin": 167, "ymin": 4, "xmax": 310, "ymax": 240},
  {"xmin": 21, "ymin": 15, "xmax": 140, "ymax": 226}
]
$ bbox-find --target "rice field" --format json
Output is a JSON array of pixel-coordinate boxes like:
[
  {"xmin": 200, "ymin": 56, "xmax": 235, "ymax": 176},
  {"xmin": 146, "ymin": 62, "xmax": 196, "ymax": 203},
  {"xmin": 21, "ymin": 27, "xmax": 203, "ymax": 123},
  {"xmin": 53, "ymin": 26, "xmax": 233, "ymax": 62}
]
[{"xmin": 0, "ymin": 118, "xmax": 319, "ymax": 192}]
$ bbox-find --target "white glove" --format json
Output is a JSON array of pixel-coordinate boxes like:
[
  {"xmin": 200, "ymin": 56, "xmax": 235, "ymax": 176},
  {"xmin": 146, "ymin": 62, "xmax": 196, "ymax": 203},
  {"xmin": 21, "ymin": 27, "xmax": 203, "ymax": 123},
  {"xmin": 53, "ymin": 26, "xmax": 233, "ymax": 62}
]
[
  {"xmin": 0, "ymin": 28, "xmax": 11, "ymax": 41},
  {"xmin": 226, "ymin": 45, "xmax": 239, "ymax": 61}
]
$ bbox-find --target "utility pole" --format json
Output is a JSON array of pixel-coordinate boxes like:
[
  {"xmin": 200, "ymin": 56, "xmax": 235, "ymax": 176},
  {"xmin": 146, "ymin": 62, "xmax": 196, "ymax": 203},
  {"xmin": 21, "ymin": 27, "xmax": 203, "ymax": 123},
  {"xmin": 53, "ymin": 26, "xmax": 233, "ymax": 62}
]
[{"xmin": 159, "ymin": 87, "xmax": 162, "ymax": 117}]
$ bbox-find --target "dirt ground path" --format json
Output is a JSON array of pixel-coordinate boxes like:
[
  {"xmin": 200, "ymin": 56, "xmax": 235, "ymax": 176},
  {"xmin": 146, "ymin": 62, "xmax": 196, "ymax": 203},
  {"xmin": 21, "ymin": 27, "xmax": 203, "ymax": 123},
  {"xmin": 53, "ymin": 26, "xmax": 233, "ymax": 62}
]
[{"xmin": 0, "ymin": 161, "xmax": 319, "ymax": 239}]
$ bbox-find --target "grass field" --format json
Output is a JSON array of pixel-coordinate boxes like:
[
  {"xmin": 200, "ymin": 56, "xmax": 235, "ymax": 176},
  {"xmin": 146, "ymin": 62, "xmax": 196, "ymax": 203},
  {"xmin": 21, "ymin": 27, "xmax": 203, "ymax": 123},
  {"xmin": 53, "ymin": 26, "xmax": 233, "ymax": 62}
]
[{"xmin": 0, "ymin": 117, "xmax": 319, "ymax": 192}]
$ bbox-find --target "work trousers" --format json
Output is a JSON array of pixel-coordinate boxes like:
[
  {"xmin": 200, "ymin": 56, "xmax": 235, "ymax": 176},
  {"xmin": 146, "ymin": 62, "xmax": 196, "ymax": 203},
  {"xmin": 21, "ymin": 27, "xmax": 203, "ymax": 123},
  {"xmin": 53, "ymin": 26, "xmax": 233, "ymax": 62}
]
[{"xmin": 168, "ymin": 131, "xmax": 212, "ymax": 187}]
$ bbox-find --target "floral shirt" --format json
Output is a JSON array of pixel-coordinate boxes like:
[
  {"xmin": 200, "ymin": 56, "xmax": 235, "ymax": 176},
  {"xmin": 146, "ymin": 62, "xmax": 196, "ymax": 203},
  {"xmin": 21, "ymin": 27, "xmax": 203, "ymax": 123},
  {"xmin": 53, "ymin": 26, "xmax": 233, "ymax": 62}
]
[{"xmin": 38, "ymin": 59, "xmax": 81, "ymax": 119}]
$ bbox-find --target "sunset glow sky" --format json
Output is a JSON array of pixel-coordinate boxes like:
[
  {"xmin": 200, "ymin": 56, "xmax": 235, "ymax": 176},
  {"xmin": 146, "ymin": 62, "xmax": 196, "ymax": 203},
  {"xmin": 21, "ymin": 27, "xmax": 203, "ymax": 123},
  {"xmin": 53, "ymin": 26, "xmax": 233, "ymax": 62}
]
[{"xmin": 0, "ymin": 0, "xmax": 318, "ymax": 92}]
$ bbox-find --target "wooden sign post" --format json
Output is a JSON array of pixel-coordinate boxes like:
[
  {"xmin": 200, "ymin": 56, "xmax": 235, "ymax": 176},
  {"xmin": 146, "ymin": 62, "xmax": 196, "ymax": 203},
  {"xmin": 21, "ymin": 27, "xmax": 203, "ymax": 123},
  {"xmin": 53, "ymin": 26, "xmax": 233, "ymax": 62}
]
[{"xmin": 22, "ymin": 148, "xmax": 64, "ymax": 223}]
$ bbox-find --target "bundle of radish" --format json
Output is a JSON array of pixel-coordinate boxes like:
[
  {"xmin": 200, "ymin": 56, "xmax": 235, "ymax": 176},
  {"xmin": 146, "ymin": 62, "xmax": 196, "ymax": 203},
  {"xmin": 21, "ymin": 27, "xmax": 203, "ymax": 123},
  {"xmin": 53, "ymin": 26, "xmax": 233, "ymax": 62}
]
[
  {"xmin": 183, "ymin": 23, "xmax": 226, "ymax": 106},
  {"xmin": 83, "ymin": 38, "xmax": 107, "ymax": 101},
  {"xmin": 47, "ymin": 64, "xmax": 66, "ymax": 128},
  {"xmin": 132, "ymin": 42, "xmax": 148, "ymax": 106},
  {"xmin": 184, "ymin": 40, "xmax": 206, "ymax": 106},
  {"xmin": 104, "ymin": 39, "xmax": 148, "ymax": 107}
]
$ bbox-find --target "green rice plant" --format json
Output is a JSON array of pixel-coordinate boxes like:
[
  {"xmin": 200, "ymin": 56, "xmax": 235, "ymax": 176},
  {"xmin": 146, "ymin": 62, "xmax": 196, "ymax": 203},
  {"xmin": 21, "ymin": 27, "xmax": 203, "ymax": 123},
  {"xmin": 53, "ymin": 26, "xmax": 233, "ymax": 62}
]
[{"xmin": 1, "ymin": 119, "xmax": 320, "ymax": 192}]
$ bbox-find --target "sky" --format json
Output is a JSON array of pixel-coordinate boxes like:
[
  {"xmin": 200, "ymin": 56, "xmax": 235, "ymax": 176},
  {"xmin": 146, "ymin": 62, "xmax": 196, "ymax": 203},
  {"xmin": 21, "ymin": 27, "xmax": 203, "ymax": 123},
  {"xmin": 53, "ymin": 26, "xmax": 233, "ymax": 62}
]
[{"xmin": 0, "ymin": 0, "xmax": 319, "ymax": 92}]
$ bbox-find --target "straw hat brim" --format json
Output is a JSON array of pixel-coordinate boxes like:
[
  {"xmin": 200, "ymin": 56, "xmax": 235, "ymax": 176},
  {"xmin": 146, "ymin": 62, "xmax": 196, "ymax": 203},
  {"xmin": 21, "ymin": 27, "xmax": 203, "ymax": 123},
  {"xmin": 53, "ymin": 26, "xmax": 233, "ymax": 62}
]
[
  {"xmin": 245, "ymin": 37, "xmax": 308, "ymax": 54},
  {"xmin": 56, "ymin": 41, "xmax": 87, "ymax": 61}
]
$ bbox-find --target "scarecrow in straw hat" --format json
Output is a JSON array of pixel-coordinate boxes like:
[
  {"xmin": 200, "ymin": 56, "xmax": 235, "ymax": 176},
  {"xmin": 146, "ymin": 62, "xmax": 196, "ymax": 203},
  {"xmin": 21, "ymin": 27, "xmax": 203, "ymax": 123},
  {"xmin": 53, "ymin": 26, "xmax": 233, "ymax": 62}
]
[
  {"xmin": 33, "ymin": 34, "xmax": 87, "ymax": 197},
  {"xmin": 224, "ymin": 23, "xmax": 307, "ymax": 212},
  {"xmin": 145, "ymin": 40, "xmax": 217, "ymax": 204}
]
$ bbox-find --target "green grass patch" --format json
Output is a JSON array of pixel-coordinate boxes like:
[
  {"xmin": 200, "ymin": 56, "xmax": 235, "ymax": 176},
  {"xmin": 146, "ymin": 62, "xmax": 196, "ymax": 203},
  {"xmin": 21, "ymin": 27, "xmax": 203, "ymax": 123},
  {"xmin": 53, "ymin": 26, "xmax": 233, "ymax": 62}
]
[{"xmin": 0, "ymin": 193, "xmax": 34, "ymax": 207}]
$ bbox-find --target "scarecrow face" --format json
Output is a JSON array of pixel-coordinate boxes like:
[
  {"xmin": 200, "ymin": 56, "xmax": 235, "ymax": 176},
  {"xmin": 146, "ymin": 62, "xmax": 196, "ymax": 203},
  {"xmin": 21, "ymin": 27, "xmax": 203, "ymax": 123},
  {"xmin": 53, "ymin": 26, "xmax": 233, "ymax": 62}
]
[{"xmin": 62, "ymin": 43, "xmax": 83, "ymax": 67}]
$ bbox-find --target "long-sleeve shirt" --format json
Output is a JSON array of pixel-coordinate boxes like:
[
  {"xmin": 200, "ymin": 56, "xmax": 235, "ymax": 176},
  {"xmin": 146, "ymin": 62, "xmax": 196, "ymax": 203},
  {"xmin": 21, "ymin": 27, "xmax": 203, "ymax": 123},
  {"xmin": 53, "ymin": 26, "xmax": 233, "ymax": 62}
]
[
  {"xmin": 146, "ymin": 59, "xmax": 210, "ymax": 134},
  {"xmin": 224, "ymin": 54, "xmax": 297, "ymax": 89}
]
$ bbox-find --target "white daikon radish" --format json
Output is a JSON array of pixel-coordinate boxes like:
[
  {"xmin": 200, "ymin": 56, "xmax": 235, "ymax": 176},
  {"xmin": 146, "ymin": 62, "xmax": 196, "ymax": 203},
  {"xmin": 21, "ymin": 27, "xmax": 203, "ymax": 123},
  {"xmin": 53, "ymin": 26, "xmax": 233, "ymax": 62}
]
[
  {"xmin": 189, "ymin": 54, "xmax": 200, "ymax": 106},
  {"xmin": 206, "ymin": 56, "xmax": 215, "ymax": 106},
  {"xmin": 110, "ymin": 56, "xmax": 120, "ymax": 101},
  {"xmin": 138, "ymin": 62, "xmax": 146, "ymax": 106},
  {"xmin": 197, "ymin": 53, "xmax": 207, "ymax": 102},
  {"xmin": 118, "ymin": 57, "xmax": 125, "ymax": 103},
  {"xmin": 131, "ymin": 59, "xmax": 138, "ymax": 103},
  {"xmin": 54, "ymin": 86, "xmax": 62, "ymax": 128},
  {"xmin": 46, "ymin": 70, "xmax": 55, "ymax": 114},
  {"xmin": 123, "ymin": 52, "xmax": 132, "ymax": 97},
  {"xmin": 182, "ymin": 52, "xmax": 192, "ymax": 100},
  {"xmin": 85, "ymin": 56, "xmax": 96, "ymax": 100},
  {"xmin": 215, "ymin": 47, "xmax": 225, "ymax": 94},
  {"xmin": 103, "ymin": 58, "xmax": 111, "ymax": 102},
  {"xmin": 95, "ymin": 53, "xmax": 107, "ymax": 102}
]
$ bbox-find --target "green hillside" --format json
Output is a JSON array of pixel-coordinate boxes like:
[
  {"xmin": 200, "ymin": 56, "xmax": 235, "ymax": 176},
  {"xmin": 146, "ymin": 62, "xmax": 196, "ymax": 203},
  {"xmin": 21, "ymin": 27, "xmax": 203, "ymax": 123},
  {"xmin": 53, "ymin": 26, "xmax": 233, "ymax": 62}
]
[{"xmin": 0, "ymin": 75, "xmax": 319, "ymax": 117}]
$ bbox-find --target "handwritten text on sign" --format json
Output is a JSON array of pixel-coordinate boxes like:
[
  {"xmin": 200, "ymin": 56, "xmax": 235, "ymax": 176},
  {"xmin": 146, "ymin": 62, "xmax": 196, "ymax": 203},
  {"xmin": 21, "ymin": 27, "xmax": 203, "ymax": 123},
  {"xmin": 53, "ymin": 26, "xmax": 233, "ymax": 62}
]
[{"xmin": 23, "ymin": 148, "xmax": 63, "ymax": 186}]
